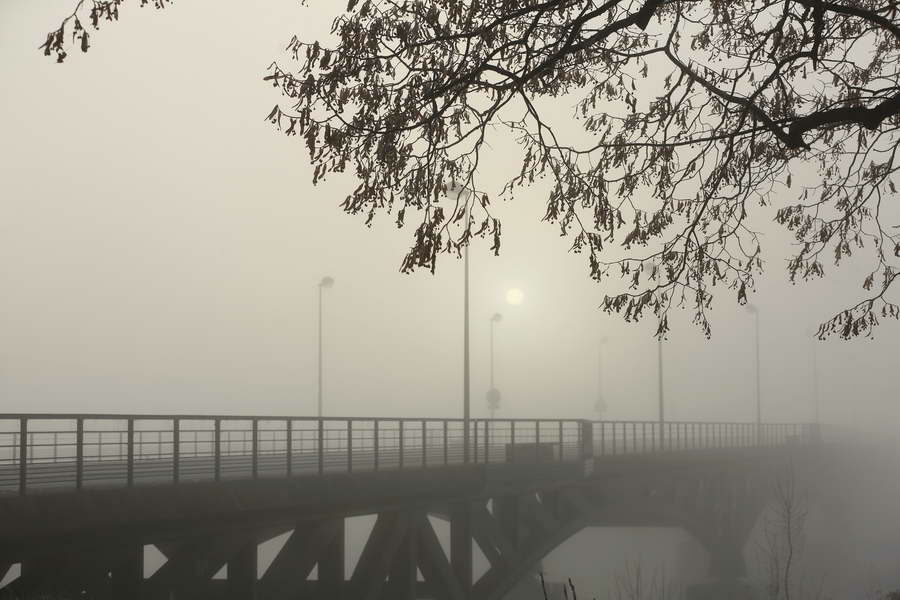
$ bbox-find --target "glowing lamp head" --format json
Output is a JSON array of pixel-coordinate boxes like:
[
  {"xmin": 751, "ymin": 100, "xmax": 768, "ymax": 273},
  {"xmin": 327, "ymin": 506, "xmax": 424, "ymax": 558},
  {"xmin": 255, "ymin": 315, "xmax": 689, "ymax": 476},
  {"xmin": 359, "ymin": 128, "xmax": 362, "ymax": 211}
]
[{"xmin": 505, "ymin": 288, "xmax": 524, "ymax": 306}]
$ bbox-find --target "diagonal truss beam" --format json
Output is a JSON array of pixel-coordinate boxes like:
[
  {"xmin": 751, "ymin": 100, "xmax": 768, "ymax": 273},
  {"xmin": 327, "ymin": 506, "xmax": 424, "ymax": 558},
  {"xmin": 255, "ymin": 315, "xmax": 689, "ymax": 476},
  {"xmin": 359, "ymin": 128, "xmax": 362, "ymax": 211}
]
[
  {"xmin": 147, "ymin": 529, "xmax": 256, "ymax": 599},
  {"xmin": 257, "ymin": 519, "xmax": 342, "ymax": 600},
  {"xmin": 471, "ymin": 503, "xmax": 515, "ymax": 569},
  {"xmin": 349, "ymin": 511, "xmax": 410, "ymax": 600},
  {"xmin": 415, "ymin": 514, "xmax": 465, "ymax": 600}
]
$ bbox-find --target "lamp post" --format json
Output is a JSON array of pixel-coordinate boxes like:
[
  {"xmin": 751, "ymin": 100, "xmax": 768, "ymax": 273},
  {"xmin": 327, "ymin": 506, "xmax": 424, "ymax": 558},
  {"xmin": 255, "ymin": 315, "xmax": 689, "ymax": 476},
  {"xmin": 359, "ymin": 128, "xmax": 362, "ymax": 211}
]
[
  {"xmin": 595, "ymin": 337, "xmax": 608, "ymax": 419},
  {"xmin": 487, "ymin": 313, "xmax": 502, "ymax": 419},
  {"xmin": 657, "ymin": 336, "xmax": 665, "ymax": 447},
  {"xmin": 449, "ymin": 185, "xmax": 473, "ymax": 463},
  {"xmin": 747, "ymin": 304, "xmax": 761, "ymax": 442},
  {"xmin": 317, "ymin": 276, "xmax": 335, "ymax": 419},
  {"xmin": 807, "ymin": 328, "xmax": 820, "ymax": 425}
]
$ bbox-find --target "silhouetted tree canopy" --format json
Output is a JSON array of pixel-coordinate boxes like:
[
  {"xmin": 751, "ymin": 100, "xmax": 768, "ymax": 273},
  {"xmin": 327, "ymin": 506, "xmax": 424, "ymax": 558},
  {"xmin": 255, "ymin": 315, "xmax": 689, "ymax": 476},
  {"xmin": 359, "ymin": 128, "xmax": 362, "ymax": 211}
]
[{"xmin": 43, "ymin": 0, "xmax": 900, "ymax": 338}]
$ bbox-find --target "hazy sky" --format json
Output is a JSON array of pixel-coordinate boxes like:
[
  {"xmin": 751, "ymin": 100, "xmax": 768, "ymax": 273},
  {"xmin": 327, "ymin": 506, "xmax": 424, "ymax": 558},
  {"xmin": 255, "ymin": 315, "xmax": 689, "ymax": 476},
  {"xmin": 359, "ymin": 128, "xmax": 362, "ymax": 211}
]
[{"xmin": 2, "ymin": 0, "xmax": 899, "ymax": 428}]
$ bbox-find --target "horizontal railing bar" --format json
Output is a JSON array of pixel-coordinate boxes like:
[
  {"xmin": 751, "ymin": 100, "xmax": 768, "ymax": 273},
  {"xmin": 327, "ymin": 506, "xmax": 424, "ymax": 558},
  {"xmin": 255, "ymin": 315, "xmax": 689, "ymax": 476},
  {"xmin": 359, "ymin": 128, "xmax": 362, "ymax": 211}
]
[{"xmin": 0, "ymin": 414, "xmax": 592, "ymax": 423}]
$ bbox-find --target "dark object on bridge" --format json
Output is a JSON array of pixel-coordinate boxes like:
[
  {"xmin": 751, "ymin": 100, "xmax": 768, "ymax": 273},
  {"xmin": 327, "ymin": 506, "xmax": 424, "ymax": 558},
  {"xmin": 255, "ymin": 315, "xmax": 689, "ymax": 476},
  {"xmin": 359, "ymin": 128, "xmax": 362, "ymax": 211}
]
[{"xmin": 507, "ymin": 442, "xmax": 558, "ymax": 463}]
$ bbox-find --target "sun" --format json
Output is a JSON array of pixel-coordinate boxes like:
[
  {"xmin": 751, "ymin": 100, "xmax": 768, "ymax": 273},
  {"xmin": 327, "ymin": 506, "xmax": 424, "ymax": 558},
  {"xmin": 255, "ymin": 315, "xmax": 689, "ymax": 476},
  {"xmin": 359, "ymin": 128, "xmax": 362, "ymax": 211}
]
[{"xmin": 505, "ymin": 288, "xmax": 525, "ymax": 306}]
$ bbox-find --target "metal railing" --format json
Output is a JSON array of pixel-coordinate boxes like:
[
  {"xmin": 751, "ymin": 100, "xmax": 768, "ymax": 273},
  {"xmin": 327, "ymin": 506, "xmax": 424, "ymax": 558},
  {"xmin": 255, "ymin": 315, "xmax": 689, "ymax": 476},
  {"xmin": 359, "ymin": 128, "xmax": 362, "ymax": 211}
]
[
  {"xmin": 0, "ymin": 415, "xmax": 817, "ymax": 496},
  {"xmin": 0, "ymin": 415, "xmax": 588, "ymax": 495},
  {"xmin": 591, "ymin": 421, "xmax": 818, "ymax": 456}
]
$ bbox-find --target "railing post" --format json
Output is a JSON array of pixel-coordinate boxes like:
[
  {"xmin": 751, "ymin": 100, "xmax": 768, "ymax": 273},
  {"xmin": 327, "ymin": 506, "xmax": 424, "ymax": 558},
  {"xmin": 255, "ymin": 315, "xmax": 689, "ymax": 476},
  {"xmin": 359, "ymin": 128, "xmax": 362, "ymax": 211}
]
[
  {"xmin": 18, "ymin": 418, "xmax": 27, "ymax": 496},
  {"xmin": 172, "ymin": 419, "xmax": 180, "ymax": 484},
  {"xmin": 318, "ymin": 418, "xmax": 325, "ymax": 475},
  {"xmin": 510, "ymin": 420, "xmax": 516, "ymax": 458},
  {"xmin": 76, "ymin": 417, "xmax": 84, "ymax": 490},
  {"xmin": 422, "ymin": 420, "xmax": 427, "ymax": 468},
  {"xmin": 558, "ymin": 420, "xmax": 564, "ymax": 462},
  {"xmin": 611, "ymin": 422, "xmax": 616, "ymax": 456},
  {"xmin": 214, "ymin": 419, "xmax": 221, "ymax": 481},
  {"xmin": 127, "ymin": 418, "xmax": 135, "ymax": 487},
  {"xmin": 252, "ymin": 419, "xmax": 259, "ymax": 479},
  {"xmin": 286, "ymin": 419, "xmax": 293, "ymax": 476},
  {"xmin": 443, "ymin": 420, "xmax": 448, "ymax": 466},
  {"xmin": 348, "ymin": 420, "xmax": 353, "ymax": 473},
  {"xmin": 473, "ymin": 420, "xmax": 479, "ymax": 463},
  {"xmin": 484, "ymin": 420, "xmax": 489, "ymax": 463},
  {"xmin": 399, "ymin": 420, "xmax": 405, "ymax": 469},
  {"xmin": 534, "ymin": 420, "xmax": 540, "ymax": 463},
  {"xmin": 374, "ymin": 420, "xmax": 380, "ymax": 471}
]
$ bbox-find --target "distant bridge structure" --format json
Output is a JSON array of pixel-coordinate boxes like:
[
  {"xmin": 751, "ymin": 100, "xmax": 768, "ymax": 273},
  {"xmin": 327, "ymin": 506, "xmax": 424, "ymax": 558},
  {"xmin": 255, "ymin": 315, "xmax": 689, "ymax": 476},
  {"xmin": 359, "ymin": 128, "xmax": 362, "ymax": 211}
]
[{"xmin": 0, "ymin": 414, "xmax": 820, "ymax": 599}]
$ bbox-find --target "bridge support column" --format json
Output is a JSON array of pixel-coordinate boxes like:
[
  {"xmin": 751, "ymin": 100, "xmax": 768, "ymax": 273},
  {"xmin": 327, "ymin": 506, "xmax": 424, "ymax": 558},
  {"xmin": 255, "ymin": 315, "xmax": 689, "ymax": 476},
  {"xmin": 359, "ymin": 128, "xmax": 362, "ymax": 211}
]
[
  {"xmin": 227, "ymin": 540, "xmax": 257, "ymax": 600},
  {"xmin": 318, "ymin": 518, "xmax": 345, "ymax": 600},
  {"xmin": 16, "ymin": 543, "xmax": 144, "ymax": 600},
  {"xmin": 19, "ymin": 554, "xmax": 70, "ymax": 599},
  {"xmin": 450, "ymin": 502, "xmax": 473, "ymax": 597},
  {"xmin": 350, "ymin": 512, "xmax": 410, "ymax": 600},
  {"xmin": 110, "ymin": 543, "xmax": 144, "ymax": 600},
  {"xmin": 387, "ymin": 515, "xmax": 419, "ymax": 600}
]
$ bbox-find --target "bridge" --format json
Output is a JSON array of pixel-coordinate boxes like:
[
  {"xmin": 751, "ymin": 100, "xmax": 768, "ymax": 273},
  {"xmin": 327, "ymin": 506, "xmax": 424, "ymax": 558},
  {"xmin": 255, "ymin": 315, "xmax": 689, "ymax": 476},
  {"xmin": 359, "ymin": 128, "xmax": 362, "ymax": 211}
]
[{"xmin": 0, "ymin": 414, "xmax": 820, "ymax": 600}]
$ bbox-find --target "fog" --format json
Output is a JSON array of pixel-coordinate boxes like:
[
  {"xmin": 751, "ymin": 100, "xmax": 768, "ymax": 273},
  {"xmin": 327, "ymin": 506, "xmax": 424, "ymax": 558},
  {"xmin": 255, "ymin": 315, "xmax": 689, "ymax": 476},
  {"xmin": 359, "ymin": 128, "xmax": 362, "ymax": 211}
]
[
  {"xmin": 3, "ymin": 0, "xmax": 900, "ymax": 426},
  {"xmin": 1, "ymin": 1, "xmax": 899, "ymax": 599}
]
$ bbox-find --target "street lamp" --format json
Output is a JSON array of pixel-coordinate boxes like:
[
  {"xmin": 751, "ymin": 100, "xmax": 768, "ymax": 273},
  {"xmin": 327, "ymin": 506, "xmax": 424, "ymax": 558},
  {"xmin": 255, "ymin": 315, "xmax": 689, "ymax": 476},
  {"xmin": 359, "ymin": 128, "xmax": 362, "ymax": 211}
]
[
  {"xmin": 317, "ymin": 276, "xmax": 335, "ymax": 419},
  {"xmin": 487, "ymin": 313, "xmax": 502, "ymax": 419},
  {"xmin": 595, "ymin": 336, "xmax": 608, "ymax": 419},
  {"xmin": 746, "ymin": 304, "xmax": 761, "ymax": 441},
  {"xmin": 806, "ymin": 328, "xmax": 820, "ymax": 425},
  {"xmin": 657, "ymin": 336, "xmax": 665, "ymax": 446},
  {"xmin": 447, "ymin": 185, "xmax": 473, "ymax": 462}
]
